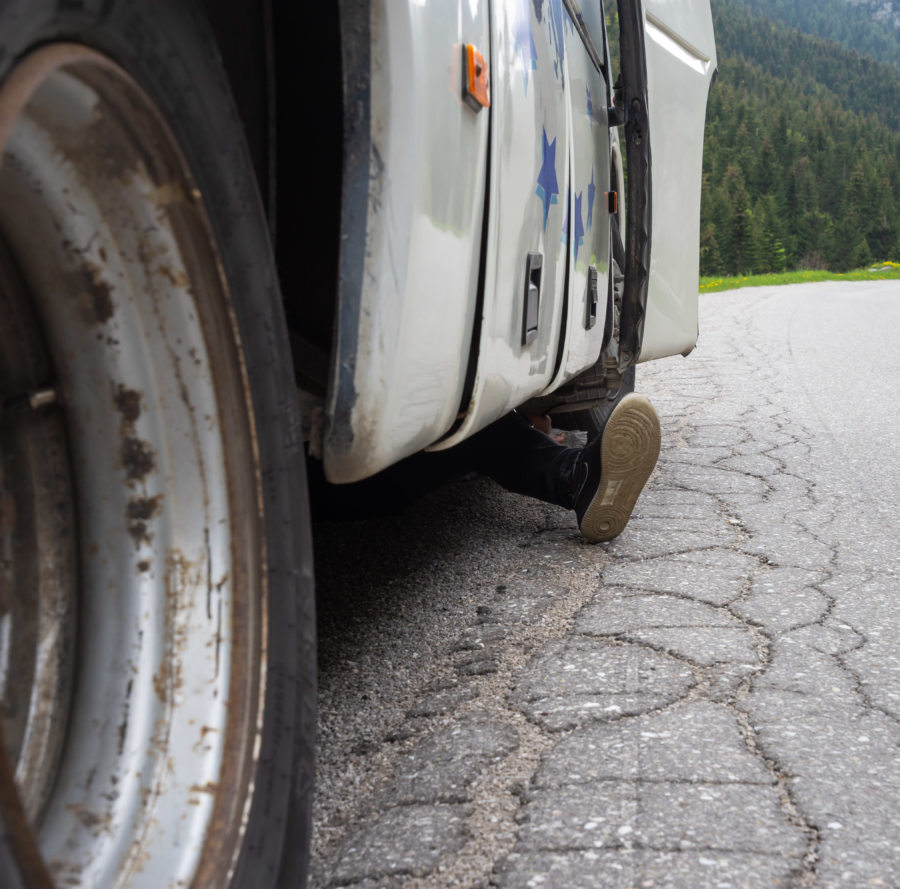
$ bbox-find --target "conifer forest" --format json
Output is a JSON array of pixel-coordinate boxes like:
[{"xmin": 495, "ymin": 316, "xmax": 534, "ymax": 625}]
[{"xmin": 693, "ymin": 0, "xmax": 900, "ymax": 275}]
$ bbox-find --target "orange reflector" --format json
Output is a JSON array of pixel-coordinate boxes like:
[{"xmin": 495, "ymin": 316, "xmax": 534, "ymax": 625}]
[
  {"xmin": 463, "ymin": 44, "xmax": 490, "ymax": 111},
  {"xmin": 605, "ymin": 190, "xmax": 618, "ymax": 214}
]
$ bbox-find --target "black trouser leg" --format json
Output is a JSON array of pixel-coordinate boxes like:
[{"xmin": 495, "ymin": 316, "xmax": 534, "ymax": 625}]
[
  {"xmin": 461, "ymin": 413, "xmax": 578, "ymax": 509},
  {"xmin": 307, "ymin": 413, "xmax": 579, "ymax": 520}
]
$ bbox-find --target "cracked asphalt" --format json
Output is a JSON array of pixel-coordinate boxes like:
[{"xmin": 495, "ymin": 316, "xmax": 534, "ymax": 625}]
[{"xmin": 309, "ymin": 280, "xmax": 900, "ymax": 889}]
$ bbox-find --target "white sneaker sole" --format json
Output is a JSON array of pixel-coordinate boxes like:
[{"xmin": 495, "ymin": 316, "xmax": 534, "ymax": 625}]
[{"xmin": 579, "ymin": 393, "xmax": 661, "ymax": 542}]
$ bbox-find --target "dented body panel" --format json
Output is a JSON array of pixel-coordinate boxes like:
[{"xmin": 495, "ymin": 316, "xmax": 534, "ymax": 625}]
[
  {"xmin": 326, "ymin": 0, "xmax": 490, "ymax": 483},
  {"xmin": 327, "ymin": 0, "xmax": 716, "ymax": 483},
  {"xmin": 436, "ymin": 0, "xmax": 578, "ymax": 450}
]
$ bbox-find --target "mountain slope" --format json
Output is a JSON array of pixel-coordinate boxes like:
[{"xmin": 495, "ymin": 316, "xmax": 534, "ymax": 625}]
[
  {"xmin": 713, "ymin": 0, "xmax": 900, "ymax": 131},
  {"xmin": 699, "ymin": 0, "xmax": 900, "ymax": 275},
  {"xmin": 725, "ymin": 0, "xmax": 900, "ymax": 70}
]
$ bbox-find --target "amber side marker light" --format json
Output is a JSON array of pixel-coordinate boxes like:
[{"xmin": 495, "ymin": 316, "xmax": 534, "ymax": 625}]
[
  {"xmin": 463, "ymin": 44, "xmax": 490, "ymax": 111},
  {"xmin": 605, "ymin": 190, "xmax": 618, "ymax": 214}
]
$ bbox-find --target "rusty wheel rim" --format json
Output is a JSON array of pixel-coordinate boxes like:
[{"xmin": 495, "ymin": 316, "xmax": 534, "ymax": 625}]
[{"xmin": 0, "ymin": 45, "xmax": 265, "ymax": 888}]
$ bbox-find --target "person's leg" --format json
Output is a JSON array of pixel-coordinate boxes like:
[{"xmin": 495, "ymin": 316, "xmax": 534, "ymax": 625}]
[
  {"xmin": 307, "ymin": 412, "xmax": 578, "ymax": 520},
  {"xmin": 308, "ymin": 394, "xmax": 660, "ymax": 542},
  {"xmin": 461, "ymin": 412, "xmax": 579, "ymax": 509},
  {"xmin": 462, "ymin": 398, "xmax": 661, "ymax": 542}
]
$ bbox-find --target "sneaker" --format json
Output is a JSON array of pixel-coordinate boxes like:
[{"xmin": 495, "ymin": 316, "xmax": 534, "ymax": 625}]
[{"xmin": 573, "ymin": 393, "xmax": 661, "ymax": 542}]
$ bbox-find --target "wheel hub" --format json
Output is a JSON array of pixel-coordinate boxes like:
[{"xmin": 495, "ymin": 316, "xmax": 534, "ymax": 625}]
[{"xmin": 0, "ymin": 44, "xmax": 264, "ymax": 889}]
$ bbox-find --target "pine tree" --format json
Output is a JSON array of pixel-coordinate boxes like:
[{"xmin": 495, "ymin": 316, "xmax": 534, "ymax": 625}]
[{"xmin": 720, "ymin": 165, "xmax": 752, "ymax": 273}]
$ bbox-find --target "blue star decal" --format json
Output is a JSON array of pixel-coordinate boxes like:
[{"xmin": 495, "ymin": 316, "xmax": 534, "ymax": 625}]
[
  {"xmin": 586, "ymin": 85, "xmax": 593, "ymax": 124},
  {"xmin": 535, "ymin": 127, "xmax": 559, "ymax": 230},
  {"xmin": 573, "ymin": 190, "xmax": 585, "ymax": 263},
  {"xmin": 587, "ymin": 167, "xmax": 596, "ymax": 231}
]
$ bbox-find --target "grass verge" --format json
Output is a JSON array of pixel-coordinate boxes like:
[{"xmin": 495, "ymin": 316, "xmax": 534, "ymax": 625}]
[{"xmin": 699, "ymin": 262, "xmax": 900, "ymax": 292}]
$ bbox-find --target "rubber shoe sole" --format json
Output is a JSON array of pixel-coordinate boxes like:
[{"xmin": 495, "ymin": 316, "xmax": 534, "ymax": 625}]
[{"xmin": 577, "ymin": 393, "xmax": 661, "ymax": 542}]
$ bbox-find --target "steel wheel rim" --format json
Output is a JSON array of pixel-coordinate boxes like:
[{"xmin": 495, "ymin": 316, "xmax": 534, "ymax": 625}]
[{"xmin": 0, "ymin": 44, "xmax": 265, "ymax": 889}]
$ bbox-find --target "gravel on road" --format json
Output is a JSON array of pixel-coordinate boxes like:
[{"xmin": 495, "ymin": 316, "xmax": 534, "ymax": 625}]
[{"xmin": 310, "ymin": 281, "xmax": 900, "ymax": 889}]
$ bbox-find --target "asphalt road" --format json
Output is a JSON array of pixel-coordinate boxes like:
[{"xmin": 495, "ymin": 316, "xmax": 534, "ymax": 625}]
[{"xmin": 309, "ymin": 280, "xmax": 900, "ymax": 889}]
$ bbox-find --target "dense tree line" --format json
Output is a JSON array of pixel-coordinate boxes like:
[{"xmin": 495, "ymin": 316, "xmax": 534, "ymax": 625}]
[
  {"xmin": 699, "ymin": 0, "xmax": 900, "ymax": 275},
  {"xmin": 726, "ymin": 0, "xmax": 900, "ymax": 71},
  {"xmin": 713, "ymin": 1, "xmax": 900, "ymax": 131}
]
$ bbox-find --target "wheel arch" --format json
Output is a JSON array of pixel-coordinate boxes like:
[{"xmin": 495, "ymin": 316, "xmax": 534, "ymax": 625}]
[
  {"xmin": 201, "ymin": 0, "xmax": 276, "ymax": 226},
  {"xmin": 203, "ymin": 0, "xmax": 345, "ymax": 416}
]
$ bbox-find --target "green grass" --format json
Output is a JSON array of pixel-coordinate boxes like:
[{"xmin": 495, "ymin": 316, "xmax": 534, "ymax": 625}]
[{"xmin": 699, "ymin": 262, "xmax": 900, "ymax": 293}]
